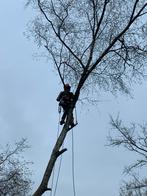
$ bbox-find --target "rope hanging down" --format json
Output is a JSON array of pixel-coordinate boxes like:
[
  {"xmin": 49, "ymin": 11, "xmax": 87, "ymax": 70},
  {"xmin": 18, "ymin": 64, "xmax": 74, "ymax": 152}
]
[
  {"xmin": 50, "ymin": 110, "xmax": 62, "ymax": 196},
  {"xmin": 53, "ymin": 152, "xmax": 63, "ymax": 196},
  {"xmin": 71, "ymin": 127, "xmax": 76, "ymax": 196},
  {"xmin": 50, "ymin": 106, "xmax": 77, "ymax": 196},
  {"xmin": 54, "ymin": 110, "xmax": 64, "ymax": 196}
]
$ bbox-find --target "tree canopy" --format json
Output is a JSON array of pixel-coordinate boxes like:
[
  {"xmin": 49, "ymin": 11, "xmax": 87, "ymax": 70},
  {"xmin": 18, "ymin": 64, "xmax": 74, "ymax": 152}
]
[{"xmin": 27, "ymin": 0, "xmax": 147, "ymax": 97}]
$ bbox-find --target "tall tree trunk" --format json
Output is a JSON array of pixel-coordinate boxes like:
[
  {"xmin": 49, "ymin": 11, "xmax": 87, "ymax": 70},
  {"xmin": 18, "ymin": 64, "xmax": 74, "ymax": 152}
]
[{"xmin": 33, "ymin": 109, "xmax": 75, "ymax": 196}]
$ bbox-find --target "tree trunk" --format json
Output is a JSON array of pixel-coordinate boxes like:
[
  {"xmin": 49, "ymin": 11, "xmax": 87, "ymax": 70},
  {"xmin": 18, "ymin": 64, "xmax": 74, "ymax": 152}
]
[{"xmin": 33, "ymin": 109, "xmax": 74, "ymax": 196}]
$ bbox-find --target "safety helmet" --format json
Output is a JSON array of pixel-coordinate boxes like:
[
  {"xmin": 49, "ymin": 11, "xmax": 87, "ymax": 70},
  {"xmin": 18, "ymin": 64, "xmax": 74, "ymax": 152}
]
[{"xmin": 64, "ymin": 83, "xmax": 71, "ymax": 90}]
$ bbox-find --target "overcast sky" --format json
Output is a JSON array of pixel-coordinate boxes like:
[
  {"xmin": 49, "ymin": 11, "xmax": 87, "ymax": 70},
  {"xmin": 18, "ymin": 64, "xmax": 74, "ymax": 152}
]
[{"xmin": 0, "ymin": 1, "xmax": 147, "ymax": 196}]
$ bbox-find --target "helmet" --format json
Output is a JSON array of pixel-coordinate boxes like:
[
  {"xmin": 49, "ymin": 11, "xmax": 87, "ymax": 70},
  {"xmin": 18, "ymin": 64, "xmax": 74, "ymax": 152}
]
[{"xmin": 64, "ymin": 83, "xmax": 71, "ymax": 90}]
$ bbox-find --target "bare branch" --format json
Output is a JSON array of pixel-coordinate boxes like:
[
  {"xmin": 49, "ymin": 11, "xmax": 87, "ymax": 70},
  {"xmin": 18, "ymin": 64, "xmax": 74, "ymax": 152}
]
[
  {"xmin": 88, "ymin": 2, "xmax": 147, "ymax": 74},
  {"xmin": 37, "ymin": 0, "xmax": 85, "ymax": 70},
  {"xmin": 0, "ymin": 139, "xmax": 31, "ymax": 195},
  {"xmin": 129, "ymin": 0, "xmax": 139, "ymax": 22},
  {"xmin": 86, "ymin": 0, "xmax": 109, "ymax": 68}
]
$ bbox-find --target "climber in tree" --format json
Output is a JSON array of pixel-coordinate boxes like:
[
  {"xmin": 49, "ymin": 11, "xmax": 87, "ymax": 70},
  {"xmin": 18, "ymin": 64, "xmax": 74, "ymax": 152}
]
[{"xmin": 57, "ymin": 84, "xmax": 75, "ymax": 127}]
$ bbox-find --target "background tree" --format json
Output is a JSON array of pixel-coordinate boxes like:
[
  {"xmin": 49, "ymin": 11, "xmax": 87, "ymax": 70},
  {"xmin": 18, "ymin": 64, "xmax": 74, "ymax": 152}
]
[
  {"xmin": 0, "ymin": 139, "xmax": 32, "ymax": 196},
  {"xmin": 109, "ymin": 117, "xmax": 147, "ymax": 196},
  {"xmin": 26, "ymin": 0, "xmax": 147, "ymax": 195}
]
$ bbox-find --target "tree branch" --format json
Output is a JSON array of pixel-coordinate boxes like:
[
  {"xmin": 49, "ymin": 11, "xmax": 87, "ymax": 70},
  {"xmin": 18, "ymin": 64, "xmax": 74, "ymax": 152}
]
[
  {"xmin": 87, "ymin": 2, "xmax": 147, "ymax": 75},
  {"xmin": 37, "ymin": 0, "xmax": 85, "ymax": 70}
]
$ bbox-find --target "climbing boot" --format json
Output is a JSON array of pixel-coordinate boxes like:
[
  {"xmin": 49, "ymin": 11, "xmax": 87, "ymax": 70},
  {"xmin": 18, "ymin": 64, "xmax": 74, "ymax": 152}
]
[
  {"xmin": 60, "ymin": 120, "xmax": 65, "ymax": 125},
  {"xmin": 70, "ymin": 123, "xmax": 75, "ymax": 128}
]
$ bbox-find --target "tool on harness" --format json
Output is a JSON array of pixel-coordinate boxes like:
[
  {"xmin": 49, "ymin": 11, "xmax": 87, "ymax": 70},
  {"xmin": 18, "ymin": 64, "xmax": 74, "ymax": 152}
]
[{"xmin": 58, "ymin": 105, "xmax": 62, "ymax": 114}]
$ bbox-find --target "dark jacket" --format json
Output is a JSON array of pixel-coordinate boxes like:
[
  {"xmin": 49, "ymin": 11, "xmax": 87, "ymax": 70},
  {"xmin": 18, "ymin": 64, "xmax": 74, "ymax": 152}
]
[{"xmin": 57, "ymin": 91, "xmax": 74, "ymax": 107}]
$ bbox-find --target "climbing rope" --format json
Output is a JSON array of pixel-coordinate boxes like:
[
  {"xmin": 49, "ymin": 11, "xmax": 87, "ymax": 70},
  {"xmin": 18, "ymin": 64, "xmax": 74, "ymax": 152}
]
[
  {"xmin": 51, "ymin": 105, "xmax": 77, "ymax": 196},
  {"xmin": 50, "ymin": 109, "xmax": 62, "ymax": 196},
  {"xmin": 53, "ymin": 152, "xmax": 63, "ymax": 196},
  {"xmin": 71, "ymin": 127, "xmax": 76, "ymax": 196},
  {"xmin": 50, "ymin": 165, "xmax": 55, "ymax": 196},
  {"xmin": 74, "ymin": 106, "xmax": 78, "ymax": 124},
  {"xmin": 53, "ymin": 108, "xmax": 65, "ymax": 196}
]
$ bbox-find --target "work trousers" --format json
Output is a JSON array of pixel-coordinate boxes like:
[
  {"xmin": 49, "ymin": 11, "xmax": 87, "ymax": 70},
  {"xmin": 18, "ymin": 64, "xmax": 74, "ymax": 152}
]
[{"xmin": 61, "ymin": 105, "xmax": 74, "ymax": 124}]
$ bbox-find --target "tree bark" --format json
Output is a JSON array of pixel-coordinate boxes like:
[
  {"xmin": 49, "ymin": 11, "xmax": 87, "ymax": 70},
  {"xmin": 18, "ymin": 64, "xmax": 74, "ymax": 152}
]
[{"xmin": 33, "ymin": 108, "xmax": 75, "ymax": 196}]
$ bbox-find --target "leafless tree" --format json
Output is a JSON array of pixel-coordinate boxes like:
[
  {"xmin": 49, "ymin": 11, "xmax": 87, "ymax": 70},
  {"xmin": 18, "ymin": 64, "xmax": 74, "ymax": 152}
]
[
  {"xmin": 119, "ymin": 176, "xmax": 147, "ymax": 196},
  {"xmin": 109, "ymin": 117, "xmax": 147, "ymax": 196},
  {"xmin": 26, "ymin": 0, "xmax": 147, "ymax": 195},
  {"xmin": 0, "ymin": 139, "xmax": 32, "ymax": 196}
]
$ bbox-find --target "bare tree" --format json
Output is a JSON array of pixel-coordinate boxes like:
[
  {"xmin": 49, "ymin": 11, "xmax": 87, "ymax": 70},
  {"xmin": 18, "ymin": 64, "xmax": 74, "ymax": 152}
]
[
  {"xmin": 109, "ymin": 117, "xmax": 147, "ymax": 196},
  {"xmin": 26, "ymin": 0, "xmax": 147, "ymax": 195},
  {"xmin": 0, "ymin": 139, "xmax": 32, "ymax": 196},
  {"xmin": 119, "ymin": 176, "xmax": 147, "ymax": 196}
]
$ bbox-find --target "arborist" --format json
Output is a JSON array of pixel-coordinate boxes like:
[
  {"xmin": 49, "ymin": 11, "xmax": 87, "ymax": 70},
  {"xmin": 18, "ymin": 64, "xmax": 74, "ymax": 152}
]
[{"xmin": 57, "ymin": 84, "xmax": 75, "ymax": 128}]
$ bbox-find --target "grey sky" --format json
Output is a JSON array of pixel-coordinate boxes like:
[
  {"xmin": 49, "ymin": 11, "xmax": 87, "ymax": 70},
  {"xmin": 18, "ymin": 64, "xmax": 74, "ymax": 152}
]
[{"xmin": 0, "ymin": 1, "xmax": 147, "ymax": 196}]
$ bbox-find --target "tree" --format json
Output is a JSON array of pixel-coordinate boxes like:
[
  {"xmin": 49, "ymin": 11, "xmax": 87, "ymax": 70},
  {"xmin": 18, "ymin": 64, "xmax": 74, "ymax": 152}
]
[
  {"xmin": 109, "ymin": 117, "xmax": 147, "ymax": 196},
  {"xmin": 26, "ymin": 0, "xmax": 147, "ymax": 195},
  {"xmin": 0, "ymin": 139, "xmax": 32, "ymax": 196}
]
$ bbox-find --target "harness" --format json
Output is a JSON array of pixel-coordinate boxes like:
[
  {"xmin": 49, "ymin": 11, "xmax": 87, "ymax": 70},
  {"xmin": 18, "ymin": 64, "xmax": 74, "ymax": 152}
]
[{"xmin": 59, "ymin": 92, "xmax": 73, "ymax": 107}]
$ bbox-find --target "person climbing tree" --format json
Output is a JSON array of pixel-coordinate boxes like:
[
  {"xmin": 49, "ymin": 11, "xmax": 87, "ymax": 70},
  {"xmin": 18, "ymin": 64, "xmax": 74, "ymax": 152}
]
[
  {"xmin": 57, "ymin": 84, "xmax": 75, "ymax": 127},
  {"xmin": 27, "ymin": 1, "xmax": 147, "ymax": 195}
]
